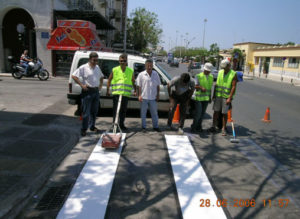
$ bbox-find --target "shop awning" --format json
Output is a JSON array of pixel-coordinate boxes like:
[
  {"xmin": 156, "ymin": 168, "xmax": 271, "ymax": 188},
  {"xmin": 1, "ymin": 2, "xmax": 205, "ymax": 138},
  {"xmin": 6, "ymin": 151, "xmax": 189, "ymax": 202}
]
[
  {"xmin": 47, "ymin": 20, "xmax": 102, "ymax": 50},
  {"xmin": 54, "ymin": 10, "xmax": 115, "ymax": 30}
]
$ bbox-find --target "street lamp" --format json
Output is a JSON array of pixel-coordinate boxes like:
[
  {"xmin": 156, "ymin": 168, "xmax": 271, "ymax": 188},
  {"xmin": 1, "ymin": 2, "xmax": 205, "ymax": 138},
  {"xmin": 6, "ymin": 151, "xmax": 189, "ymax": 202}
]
[
  {"xmin": 176, "ymin": 30, "xmax": 178, "ymax": 48},
  {"xmin": 202, "ymin": 18, "xmax": 207, "ymax": 48},
  {"xmin": 180, "ymin": 35, "xmax": 183, "ymax": 57}
]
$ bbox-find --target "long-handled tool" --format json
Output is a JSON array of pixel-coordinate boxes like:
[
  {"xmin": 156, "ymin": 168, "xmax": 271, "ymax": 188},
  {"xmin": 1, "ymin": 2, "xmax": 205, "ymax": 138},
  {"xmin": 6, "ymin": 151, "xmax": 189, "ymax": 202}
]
[
  {"xmin": 230, "ymin": 121, "xmax": 239, "ymax": 143},
  {"xmin": 102, "ymin": 95, "xmax": 123, "ymax": 148}
]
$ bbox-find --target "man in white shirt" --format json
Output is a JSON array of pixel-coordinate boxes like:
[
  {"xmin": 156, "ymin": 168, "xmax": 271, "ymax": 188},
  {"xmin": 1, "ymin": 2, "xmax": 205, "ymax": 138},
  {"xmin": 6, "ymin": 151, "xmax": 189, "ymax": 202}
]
[
  {"xmin": 136, "ymin": 59, "xmax": 161, "ymax": 132},
  {"xmin": 72, "ymin": 52, "xmax": 104, "ymax": 136}
]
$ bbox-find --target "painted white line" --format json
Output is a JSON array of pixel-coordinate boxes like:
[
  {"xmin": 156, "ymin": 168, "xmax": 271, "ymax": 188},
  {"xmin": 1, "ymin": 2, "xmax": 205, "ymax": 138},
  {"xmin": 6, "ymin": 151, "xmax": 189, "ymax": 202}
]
[
  {"xmin": 165, "ymin": 135, "xmax": 227, "ymax": 219},
  {"xmin": 57, "ymin": 133, "xmax": 126, "ymax": 219},
  {"xmin": 238, "ymin": 138, "xmax": 300, "ymax": 209}
]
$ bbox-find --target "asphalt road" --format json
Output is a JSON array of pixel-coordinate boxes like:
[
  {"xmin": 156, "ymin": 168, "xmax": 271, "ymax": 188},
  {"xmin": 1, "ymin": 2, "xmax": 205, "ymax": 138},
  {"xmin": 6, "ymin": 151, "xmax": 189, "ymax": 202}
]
[{"xmin": 1, "ymin": 64, "xmax": 300, "ymax": 218}]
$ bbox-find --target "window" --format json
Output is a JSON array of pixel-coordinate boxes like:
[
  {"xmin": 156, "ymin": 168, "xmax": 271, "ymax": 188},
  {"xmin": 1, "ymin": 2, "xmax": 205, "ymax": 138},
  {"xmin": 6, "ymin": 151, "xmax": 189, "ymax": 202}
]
[
  {"xmin": 273, "ymin": 57, "xmax": 284, "ymax": 67},
  {"xmin": 155, "ymin": 68, "xmax": 167, "ymax": 85},
  {"xmin": 133, "ymin": 63, "xmax": 145, "ymax": 78},
  {"xmin": 288, "ymin": 58, "xmax": 299, "ymax": 68},
  {"xmin": 77, "ymin": 58, "xmax": 119, "ymax": 78},
  {"xmin": 133, "ymin": 63, "xmax": 167, "ymax": 85},
  {"xmin": 98, "ymin": 59, "xmax": 119, "ymax": 78}
]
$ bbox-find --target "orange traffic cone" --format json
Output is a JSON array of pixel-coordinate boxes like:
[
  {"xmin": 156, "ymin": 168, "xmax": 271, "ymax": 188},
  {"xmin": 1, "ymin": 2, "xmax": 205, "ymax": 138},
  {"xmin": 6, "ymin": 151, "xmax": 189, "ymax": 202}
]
[
  {"xmin": 262, "ymin": 107, "xmax": 271, "ymax": 123},
  {"xmin": 227, "ymin": 109, "xmax": 234, "ymax": 122},
  {"xmin": 172, "ymin": 104, "xmax": 180, "ymax": 124}
]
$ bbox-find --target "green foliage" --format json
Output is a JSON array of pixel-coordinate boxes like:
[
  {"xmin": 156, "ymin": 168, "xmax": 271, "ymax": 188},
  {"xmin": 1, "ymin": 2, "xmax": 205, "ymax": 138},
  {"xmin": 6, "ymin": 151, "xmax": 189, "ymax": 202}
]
[
  {"xmin": 127, "ymin": 7, "xmax": 163, "ymax": 52},
  {"xmin": 158, "ymin": 50, "xmax": 167, "ymax": 56},
  {"xmin": 209, "ymin": 43, "xmax": 219, "ymax": 56},
  {"xmin": 172, "ymin": 47, "xmax": 208, "ymax": 60},
  {"xmin": 171, "ymin": 43, "xmax": 219, "ymax": 64},
  {"xmin": 276, "ymin": 42, "xmax": 295, "ymax": 46},
  {"xmin": 285, "ymin": 41, "xmax": 295, "ymax": 45},
  {"xmin": 231, "ymin": 48, "xmax": 243, "ymax": 60}
]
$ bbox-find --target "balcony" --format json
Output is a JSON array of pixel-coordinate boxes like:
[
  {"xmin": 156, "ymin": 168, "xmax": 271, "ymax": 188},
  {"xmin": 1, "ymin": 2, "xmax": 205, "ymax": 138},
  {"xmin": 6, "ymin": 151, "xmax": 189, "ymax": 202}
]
[{"xmin": 67, "ymin": 0, "xmax": 94, "ymax": 11}]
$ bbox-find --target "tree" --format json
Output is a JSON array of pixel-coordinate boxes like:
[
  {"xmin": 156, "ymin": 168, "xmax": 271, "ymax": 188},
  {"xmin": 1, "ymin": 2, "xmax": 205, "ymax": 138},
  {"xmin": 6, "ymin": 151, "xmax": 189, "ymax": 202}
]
[
  {"xmin": 127, "ymin": 8, "xmax": 163, "ymax": 52},
  {"xmin": 284, "ymin": 41, "xmax": 295, "ymax": 45},
  {"xmin": 209, "ymin": 43, "xmax": 219, "ymax": 56},
  {"xmin": 231, "ymin": 48, "xmax": 244, "ymax": 70}
]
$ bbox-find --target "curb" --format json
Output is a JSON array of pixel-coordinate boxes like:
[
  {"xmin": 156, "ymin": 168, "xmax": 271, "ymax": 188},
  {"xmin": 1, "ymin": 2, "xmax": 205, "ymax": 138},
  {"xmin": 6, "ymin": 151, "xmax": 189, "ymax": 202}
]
[{"xmin": 0, "ymin": 73, "xmax": 65, "ymax": 80}]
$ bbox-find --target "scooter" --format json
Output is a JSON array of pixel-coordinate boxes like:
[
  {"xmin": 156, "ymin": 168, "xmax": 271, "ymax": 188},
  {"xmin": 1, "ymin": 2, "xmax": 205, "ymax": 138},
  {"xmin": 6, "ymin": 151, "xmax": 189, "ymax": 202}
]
[{"xmin": 8, "ymin": 56, "xmax": 49, "ymax": 81}]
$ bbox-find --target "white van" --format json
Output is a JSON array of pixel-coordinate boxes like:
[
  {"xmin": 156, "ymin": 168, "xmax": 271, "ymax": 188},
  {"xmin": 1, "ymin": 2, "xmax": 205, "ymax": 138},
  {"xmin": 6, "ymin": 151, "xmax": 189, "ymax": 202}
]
[{"xmin": 67, "ymin": 51, "xmax": 173, "ymax": 113}]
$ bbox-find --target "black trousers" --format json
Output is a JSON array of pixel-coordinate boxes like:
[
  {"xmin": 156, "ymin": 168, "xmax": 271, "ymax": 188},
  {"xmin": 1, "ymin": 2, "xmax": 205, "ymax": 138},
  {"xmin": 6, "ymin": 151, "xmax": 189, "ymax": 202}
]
[
  {"xmin": 167, "ymin": 91, "xmax": 192, "ymax": 128},
  {"xmin": 113, "ymin": 95, "xmax": 129, "ymax": 127}
]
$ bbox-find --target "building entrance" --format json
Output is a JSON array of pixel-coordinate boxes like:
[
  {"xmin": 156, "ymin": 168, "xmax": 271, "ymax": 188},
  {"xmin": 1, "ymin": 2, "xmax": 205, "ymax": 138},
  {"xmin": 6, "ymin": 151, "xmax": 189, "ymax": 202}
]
[{"xmin": 2, "ymin": 8, "xmax": 36, "ymax": 71}]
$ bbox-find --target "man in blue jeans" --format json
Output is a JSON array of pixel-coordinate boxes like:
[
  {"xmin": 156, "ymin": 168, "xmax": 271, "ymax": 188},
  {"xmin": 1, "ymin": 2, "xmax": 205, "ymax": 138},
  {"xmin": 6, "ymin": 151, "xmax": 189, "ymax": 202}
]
[
  {"xmin": 72, "ymin": 52, "xmax": 104, "ymax": 136},
  {"xmin": 136, "ymin": 59, "xmax": 161, "ymax": 132}
]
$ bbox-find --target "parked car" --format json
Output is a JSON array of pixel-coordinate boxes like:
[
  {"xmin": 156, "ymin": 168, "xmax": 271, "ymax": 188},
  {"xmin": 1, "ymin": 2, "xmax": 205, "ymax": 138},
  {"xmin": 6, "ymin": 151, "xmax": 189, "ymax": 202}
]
[
  {"xmin": 189, "ymin": 62, "xmax": 203, "ymax": 77},
  {"xmin": 155, "ymin": 56, "xmax": 163, "ymax": 62},
  {"xmin": 67, "ymin": 51, "xmax": 173, "ymax": 114},
  {"xmin": 169, "ymin": 58, "xmax": 179, "ymax": 67}
]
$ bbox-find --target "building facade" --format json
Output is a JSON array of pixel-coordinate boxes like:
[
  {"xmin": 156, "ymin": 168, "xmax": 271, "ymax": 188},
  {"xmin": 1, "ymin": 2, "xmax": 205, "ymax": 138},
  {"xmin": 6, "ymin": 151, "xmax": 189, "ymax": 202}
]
[
  {"xmin": 0, "ymin": 0, "xmax": 125, "ymax": 75},
  {"xmin": 231, "ymin": 42, "xmax": 300, "ymax": 83}
]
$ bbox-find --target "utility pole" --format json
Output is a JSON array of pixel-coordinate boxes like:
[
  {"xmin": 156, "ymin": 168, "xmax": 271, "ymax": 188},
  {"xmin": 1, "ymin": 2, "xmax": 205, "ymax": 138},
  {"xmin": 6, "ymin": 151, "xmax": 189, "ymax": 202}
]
[
  {"xmin": 180, "ymin": 35, "xmax": 183, "ymax": 57},
  {"xmin": 175, "ymin": 30, "xmax": 178, "ymax": 51},
  {"xmin": 202, "ymin": 18, "xmax": 207, "ymax": 48},
  {"xmin": 122, "ymin": 0, "xmax": 128, "ymax": 52}
]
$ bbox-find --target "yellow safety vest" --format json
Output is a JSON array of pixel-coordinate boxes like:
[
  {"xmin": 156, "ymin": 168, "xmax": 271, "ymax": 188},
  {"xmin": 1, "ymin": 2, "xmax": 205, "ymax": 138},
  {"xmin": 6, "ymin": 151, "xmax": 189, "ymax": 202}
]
[
  {"xmin": 195, "ymin": 72, "xmax": 213, "ymax": 101},
  {"xmin": 111, "ymin": 66, "xmax": 133, "ymax": 97},
  {"xmin": 215, "ymin": 69, "xmax": 236, "ymax": 99}
]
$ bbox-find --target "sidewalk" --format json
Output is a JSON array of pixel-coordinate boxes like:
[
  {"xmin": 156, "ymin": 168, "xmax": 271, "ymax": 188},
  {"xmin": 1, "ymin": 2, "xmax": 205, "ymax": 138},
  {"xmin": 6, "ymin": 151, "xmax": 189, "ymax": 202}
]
[
  {"xmin": 0, "ymin": 102, "xmax": 80, "ymax": 218},
  {"xmin": 241, "ymin": 71, "xmax": 300, "ymax": 85},
  {"xmin": 0, "ymin": 72, "xmax": 67, "ymax": 80}
]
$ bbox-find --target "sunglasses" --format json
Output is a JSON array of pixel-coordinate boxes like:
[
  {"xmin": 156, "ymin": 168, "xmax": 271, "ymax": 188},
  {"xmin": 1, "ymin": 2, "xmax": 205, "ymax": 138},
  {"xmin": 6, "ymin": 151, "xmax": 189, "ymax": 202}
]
[
  {"xmin": 119, "ymin": 60, "xmax": 127, "ymax": 63},
  {"xmin": 91, "ymin": 59, "xmax": 98, "ymax": 62}
]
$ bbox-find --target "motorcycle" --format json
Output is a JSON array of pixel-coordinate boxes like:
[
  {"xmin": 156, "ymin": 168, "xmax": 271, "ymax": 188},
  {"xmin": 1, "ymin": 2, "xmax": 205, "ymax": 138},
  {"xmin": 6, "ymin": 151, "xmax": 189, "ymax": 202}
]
[{"xmin": 8, "ymin": 56, "xmax": 49, "ymax": 81}]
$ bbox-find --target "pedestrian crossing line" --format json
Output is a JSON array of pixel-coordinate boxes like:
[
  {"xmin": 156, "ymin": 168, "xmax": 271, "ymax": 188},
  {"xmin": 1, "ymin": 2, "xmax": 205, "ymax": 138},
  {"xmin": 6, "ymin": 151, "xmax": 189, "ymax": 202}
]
[
  {"xmin": 237, "ymin": 138, "xmax": 300, "ymax": 209},
  {"xmin": 57, "ymin": 133, "xmax": 126, "ymax": 219},
  {"xmin": 165, "ymin": 135, "xmax": 227, "ymax": 219}
]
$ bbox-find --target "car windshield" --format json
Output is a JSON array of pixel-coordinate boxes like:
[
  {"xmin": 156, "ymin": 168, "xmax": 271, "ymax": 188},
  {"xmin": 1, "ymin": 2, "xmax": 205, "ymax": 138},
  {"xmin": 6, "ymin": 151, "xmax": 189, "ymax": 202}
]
[
  {"xmin": 194, "ymin": 63, "xmax": 201, "ymax": 68},
  {"xmin": 156, "ymin": 63, "xmax": 172, "ymax": 80}
]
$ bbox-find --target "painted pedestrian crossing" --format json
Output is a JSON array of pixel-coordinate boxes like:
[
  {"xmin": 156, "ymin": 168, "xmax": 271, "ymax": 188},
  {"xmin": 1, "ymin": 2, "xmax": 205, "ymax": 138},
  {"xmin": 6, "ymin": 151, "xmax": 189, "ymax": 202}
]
[
  {"xmin": 57, "ymin": 133, "xmax": 226, "ymax": 219},
  {"xmin": 57, "ymin": 133, "xmax": 126, "ymax": 219}
]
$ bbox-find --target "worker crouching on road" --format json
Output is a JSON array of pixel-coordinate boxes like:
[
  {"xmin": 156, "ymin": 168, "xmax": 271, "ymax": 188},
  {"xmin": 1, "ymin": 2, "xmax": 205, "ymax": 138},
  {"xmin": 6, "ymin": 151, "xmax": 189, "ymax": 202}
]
[
  {"xmin": 167, "ymin": 73, "xmax": 195, "ymax": 134},
  {"xmin": 106, "ymin": 53, "xmax": 136, "ymax": 131},
  {"xmin": 136, "ymin": 59, "xmax": 161, "ymax": 132},
  {"xmin": 72, "ymin": 52, "xmax": 104, "ymax": 136},
  {"xmin": 210, "ymin": 59, "xmax": 237, "ymax": 136},
  {"xmin": 191, "ymin": 63, "xmax": 214, "ymax": 133}
]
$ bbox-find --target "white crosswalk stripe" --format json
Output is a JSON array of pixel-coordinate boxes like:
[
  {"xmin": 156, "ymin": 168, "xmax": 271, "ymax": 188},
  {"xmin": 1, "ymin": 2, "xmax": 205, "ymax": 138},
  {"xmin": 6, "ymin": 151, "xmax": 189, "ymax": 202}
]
[
  {"xmin": 57, "ymin": 133, "xmax": 126, "ymax": 219},
  {"xmin": 165, "ymin": 135, "xmax": 227, "ymax": 219}
]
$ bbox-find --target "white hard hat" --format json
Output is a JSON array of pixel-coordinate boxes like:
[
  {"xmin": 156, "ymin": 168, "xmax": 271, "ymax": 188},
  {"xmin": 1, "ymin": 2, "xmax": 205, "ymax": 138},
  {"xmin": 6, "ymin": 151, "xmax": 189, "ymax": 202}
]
[
  {"xmin": 220, "ymin": 59, "xmax": 230, "ymax": 69},
  {"xmin": 203, "ymin": 63, "xmax": 213, "ymax": 72}
]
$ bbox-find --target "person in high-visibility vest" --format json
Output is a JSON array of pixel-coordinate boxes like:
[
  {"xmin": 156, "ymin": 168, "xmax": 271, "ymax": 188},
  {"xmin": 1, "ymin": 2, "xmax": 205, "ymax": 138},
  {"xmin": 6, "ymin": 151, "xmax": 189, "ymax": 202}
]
[
  {"xmin": 210, "ymin": 59, "xmax": 237, "ymax": 136},
  {"xmin": 106, "ymin": 53, "xmax": 136, "ymax": 130},
  {"xmin": 191, "ymin": 63, "xmax": 214, "ymax": 133}
]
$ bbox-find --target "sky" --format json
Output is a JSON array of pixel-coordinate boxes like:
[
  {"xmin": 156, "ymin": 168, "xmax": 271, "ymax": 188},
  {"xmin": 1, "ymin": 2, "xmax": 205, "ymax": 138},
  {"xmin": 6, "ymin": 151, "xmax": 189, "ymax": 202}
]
[{"xmin": 127, "ymin": 0, "xmax": 300, "ymax": 51}]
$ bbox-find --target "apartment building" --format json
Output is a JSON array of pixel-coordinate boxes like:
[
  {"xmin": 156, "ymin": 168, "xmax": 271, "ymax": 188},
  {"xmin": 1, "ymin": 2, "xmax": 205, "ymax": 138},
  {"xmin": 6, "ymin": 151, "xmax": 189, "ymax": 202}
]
[{"xmin": 0, "ymin": 0, "xmax": 126, "ymax": 75}]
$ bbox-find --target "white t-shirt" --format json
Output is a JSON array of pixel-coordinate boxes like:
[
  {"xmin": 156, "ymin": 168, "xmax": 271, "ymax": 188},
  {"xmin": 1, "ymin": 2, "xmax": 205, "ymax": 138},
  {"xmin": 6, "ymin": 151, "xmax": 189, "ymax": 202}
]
[
  {"xmin": 72, "ymin": 63, "xmax": 104, "ymax": 87},
  {"xmin": 136, "ymin": 70, "xmax": 161, "ymax": 100}
]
